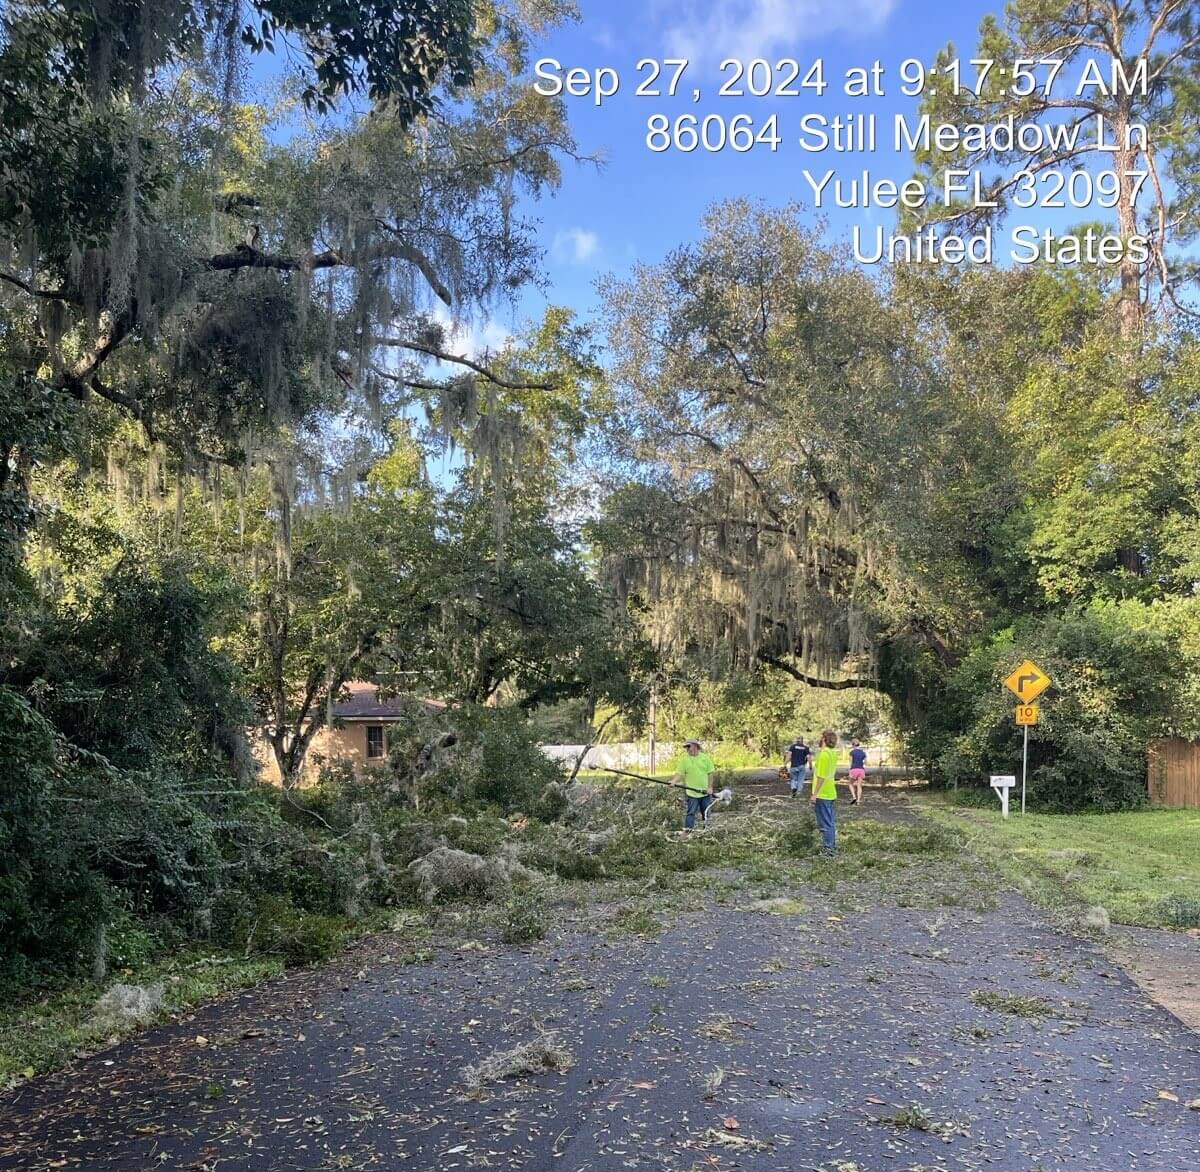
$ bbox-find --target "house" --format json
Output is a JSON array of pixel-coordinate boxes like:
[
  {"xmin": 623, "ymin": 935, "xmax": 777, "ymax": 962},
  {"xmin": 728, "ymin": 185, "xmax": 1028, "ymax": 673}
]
[{"xmin": 255, "ymin": 682, "xmax": 446, "ymax": 784}]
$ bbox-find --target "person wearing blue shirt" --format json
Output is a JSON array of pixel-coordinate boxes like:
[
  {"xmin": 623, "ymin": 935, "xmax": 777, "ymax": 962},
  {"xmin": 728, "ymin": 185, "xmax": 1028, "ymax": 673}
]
[
  {"xmin": 784, "ymin": 736, "xmax": 811, "ymax": 798},
  {"xmin": 848, "ymin": 739, "xmax": 868, "ymax": 806}
]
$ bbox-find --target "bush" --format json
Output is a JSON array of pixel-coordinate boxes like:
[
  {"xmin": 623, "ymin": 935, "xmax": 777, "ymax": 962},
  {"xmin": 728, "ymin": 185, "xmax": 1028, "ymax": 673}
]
[
  {"xmin": 0, "ymin": 563, "xmax": 264, "ymax": 986},
  {"xmin": 456, "ymin": 708, "xmax": 570, "ymax": 816},
  {"xmin": 104, "ymin": 912, "xmax": 163, "ymax": 970},
  {"xmin": 0, "ymin": 686, "xmax": 112, "ymax": 985},
  {"xmin": 211, "ymin": 892, "xmax": 348, "ymax": 966},
  {"xmin": 270, "ymin": 835, "xmax": 360, "ymax": 918},
  {"xmin": 933, "ymin": 606, "xmax": 1180, "ymax": 811}
]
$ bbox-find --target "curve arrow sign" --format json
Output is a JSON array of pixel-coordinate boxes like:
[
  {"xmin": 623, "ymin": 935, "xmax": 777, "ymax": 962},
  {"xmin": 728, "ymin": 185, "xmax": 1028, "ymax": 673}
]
[{"xmin": 1004, "ymin": 660, "xmax": 1051, "ymax": 704}]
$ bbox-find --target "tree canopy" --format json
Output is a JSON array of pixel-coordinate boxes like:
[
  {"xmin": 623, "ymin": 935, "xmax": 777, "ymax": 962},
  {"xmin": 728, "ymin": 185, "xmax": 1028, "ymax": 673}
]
[{"xmin": 5, "ymin": 0, "xmax": 1200, "ymax": 1000}]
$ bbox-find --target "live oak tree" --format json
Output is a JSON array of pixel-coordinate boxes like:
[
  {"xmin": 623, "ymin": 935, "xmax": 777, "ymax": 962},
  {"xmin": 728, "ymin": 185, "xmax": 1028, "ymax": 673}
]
[
  {"xmin": 0, "ymin": 0, "xmax": 597, "ymax": 778},
  {"xmin": 592, "ymin": 201, "xmax": 996, "ymax": 698},
  {"xmin": 420, "ymin": 480, "xmax": 652, "ymax": 714},
  {"xmin": 150, "ymin": 302, "xmax": 640, "ymax": 786},
  {"xmin": 0, "ymin": 1, "xmax": 625, "ymax": 970},
  {"xmin": 219, "ymin": 441, "xmax": 440, "ymax": 785},
  {"xmin": 209, "ymin": 414, "xmax": 647, "ymax": 787},
  {"xmin": 0, "ymin": 0, "xmax": 579, "ymax": 579}
]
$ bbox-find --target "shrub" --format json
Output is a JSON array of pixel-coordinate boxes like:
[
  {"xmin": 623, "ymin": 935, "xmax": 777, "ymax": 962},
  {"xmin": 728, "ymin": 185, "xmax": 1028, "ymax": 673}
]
[
  {"xmin": 271, "ymin": 837, "xmax": 360, "ymax": 918},
  {"xmin": 933, "ymin": 606, "xmax": 1180, "ymax": 811},
  {"xmin": 0, "ymin": 563, "xmax": 268, "ymax": 986},
  {"xmin": 0, "ymin": 686, "xmax": 112, "ymax": 984},
  {"xmin": 210, "ymin": 892, "xmax": 348, "ymax": 966},
  {"xmin": 456, "ymin": 708, "xmax": 569, "ymax": 816},
  {"xmin": 104, "ymin": 912, "xmax": 163, "ymax": 970}
]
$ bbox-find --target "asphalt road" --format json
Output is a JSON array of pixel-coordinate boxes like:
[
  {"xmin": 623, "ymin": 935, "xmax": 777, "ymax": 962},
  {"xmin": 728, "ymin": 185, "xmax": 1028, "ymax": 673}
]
[{"xmin": 1, "ymin": 797, "xmax": 1197, "ymax": 1171}]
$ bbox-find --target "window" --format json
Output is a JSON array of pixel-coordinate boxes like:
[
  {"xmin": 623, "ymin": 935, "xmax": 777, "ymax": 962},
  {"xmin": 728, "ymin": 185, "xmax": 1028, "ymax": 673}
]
[{"xmin": 366, "ymin": 725, "xmax": 385, "ymax": 759}]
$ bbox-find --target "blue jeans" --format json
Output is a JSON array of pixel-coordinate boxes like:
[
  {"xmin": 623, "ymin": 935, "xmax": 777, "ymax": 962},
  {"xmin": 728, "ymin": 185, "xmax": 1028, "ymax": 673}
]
[
  {"xmin": 788, "ymin": 766, "xmax": 805, "ymax": 791},
  {"xmin": 813, "ymin": 797, "xmax": 837, "ymax": 852},
  {"xmin": 684, "ymin": 794, "xmax": 715, "ymax": 829}
]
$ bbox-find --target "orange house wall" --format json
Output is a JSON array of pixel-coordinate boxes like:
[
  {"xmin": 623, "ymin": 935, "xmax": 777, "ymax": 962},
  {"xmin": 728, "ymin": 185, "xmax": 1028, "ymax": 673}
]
[{"xmin": 254, "ymin": 722, "xmax": 388, "ymax": 785}]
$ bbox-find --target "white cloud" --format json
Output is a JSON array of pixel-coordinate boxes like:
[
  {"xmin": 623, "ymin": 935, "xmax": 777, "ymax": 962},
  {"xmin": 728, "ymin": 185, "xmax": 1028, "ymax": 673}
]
[
  {"xmin": 552, "ymin": 227, "xmax": 601, "ymax": 265},
  {"xmin": 664, "ymin": 0, "xmax": 897, "ymax": 63},
  {"xmin": 430, "ymin": 303, "xmax": 512, "ymax": 360}
]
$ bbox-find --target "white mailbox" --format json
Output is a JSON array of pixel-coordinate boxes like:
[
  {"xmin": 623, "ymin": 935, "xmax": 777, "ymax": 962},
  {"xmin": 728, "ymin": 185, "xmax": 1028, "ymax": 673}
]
[{"xmin": 990, "ymin": 774, "xmax": 1016, "ymax": 818}]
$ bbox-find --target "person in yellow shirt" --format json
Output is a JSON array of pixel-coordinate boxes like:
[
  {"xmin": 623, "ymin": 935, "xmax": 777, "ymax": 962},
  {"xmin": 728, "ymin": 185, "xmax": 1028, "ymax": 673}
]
[
  {"xmin": 672, "ymin": 738, "xmax": 716, "ymax": 830},
  {"xmin": 810, "ymin": 729, "xmax": 840, "ymax": 853}
]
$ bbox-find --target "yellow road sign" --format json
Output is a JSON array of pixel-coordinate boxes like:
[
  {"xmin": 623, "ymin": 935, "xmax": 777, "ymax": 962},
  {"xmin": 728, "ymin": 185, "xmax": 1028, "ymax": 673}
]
[
  {"xmin": 1015, "ymin": 704, "xmax": 1039, "ymax": 726},
  {"xmin": 1004, "ymin": 659, "xmax": 1051, "ymax": 704}
]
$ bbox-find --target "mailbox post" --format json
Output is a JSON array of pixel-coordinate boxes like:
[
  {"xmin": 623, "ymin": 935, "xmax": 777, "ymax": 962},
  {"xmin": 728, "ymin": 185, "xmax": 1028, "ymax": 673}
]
[{"xmin": 990, "ymin": 774, "xmax": 1016, "ymax": 819}]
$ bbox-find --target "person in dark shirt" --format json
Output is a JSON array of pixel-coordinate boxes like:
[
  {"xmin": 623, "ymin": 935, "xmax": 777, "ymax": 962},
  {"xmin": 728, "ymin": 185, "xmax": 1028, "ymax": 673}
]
[
  {"xmin": 848, "ymin": 738, "xmax": 868, "ymax": 806},
  {"xmin": 784, "ymin": 736, "xmax": 810, "ymax": 798}
]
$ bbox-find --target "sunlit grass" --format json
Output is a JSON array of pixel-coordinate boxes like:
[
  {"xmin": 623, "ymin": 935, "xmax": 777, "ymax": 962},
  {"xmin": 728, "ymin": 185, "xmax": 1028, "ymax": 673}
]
[{"xmin": 918, "ymin": 795, "xmax": 1200, "ymax": 929}]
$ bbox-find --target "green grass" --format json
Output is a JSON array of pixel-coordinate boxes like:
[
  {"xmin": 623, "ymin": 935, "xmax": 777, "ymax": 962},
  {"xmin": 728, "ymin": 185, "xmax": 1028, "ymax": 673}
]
[
  {"xmin": 918, "ymin": 795, "xmax": 1200, "ymax": 929},
  {"xmin": 501, "ymin": 893, "xmax": 549, "ymax": 944},
  {"xmin": 0, "ymin": 950, "xmax": 285, "ymax": 1089}
]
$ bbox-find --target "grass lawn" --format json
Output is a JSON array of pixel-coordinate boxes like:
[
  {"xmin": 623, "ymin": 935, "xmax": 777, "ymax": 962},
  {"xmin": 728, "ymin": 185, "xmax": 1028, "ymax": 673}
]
[{"xmin": 917, "ymin": 794, "xmax": 1200, "ymax": 930}]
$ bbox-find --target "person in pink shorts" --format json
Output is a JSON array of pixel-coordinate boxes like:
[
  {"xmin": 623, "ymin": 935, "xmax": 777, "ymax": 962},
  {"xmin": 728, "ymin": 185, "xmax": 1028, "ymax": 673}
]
[{"xmin": 848, "ymin": 738, "xmax": 868, "ymax": 806}]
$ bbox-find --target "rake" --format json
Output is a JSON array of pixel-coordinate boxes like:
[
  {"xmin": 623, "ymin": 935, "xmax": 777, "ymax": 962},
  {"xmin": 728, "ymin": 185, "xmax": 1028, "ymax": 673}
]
[{"xmin": 599, "ymin": 765, "xmax": 734, "ymax": 806}]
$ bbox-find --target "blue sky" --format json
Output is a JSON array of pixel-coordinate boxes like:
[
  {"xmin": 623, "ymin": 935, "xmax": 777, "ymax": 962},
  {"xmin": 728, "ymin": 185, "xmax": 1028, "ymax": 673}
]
[{"xmin": 514, "ymin": 0, "xmax": 1002, "ymax": 333}]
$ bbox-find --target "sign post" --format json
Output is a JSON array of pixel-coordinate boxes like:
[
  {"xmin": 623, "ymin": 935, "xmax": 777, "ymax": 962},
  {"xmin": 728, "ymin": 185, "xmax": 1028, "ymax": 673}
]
[
  {"xmin": 1021, "ymin": 724, "xmax": 1028, "ymax": 815},
  {"xmin": 1003, "ymin": 661, "xmax": 1051, "ymax": 815}
]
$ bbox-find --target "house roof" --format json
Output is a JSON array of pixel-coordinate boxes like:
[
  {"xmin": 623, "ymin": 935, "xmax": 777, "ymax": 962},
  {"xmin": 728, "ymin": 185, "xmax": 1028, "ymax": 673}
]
[{"xmin": 332, "ymin": 682, "xmax": 446, "ymax": 722}]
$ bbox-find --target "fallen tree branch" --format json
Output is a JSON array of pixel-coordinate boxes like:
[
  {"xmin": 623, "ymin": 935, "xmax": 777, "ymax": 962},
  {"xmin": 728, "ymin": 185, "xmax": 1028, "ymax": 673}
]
[{"xmin": 566, "ymin": 707, "xmax": 624, "ymax": 786}]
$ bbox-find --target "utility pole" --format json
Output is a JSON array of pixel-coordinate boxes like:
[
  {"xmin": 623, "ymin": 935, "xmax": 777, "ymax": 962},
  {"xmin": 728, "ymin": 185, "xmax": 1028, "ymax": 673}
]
[{"xmin": 648, "ymin": 681, "xmax": 657, "ymax": 775}]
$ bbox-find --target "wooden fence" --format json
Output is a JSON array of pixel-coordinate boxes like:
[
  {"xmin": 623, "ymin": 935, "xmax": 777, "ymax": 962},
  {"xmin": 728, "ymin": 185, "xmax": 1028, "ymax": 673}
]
[{"xmin": 1147, "ymin": 738, "xmax": 1200, "ymax": 808}]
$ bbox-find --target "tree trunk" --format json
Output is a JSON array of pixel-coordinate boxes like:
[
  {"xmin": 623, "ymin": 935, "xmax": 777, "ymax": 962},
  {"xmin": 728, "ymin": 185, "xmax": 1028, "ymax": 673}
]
[
  {"xmin": 1112, "ymin": 102, "xmax": 1144, "ymax": 346},
  {"xmin": 1110, "ymin": 75, "xmax": 1145, "ymax": 578}
]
